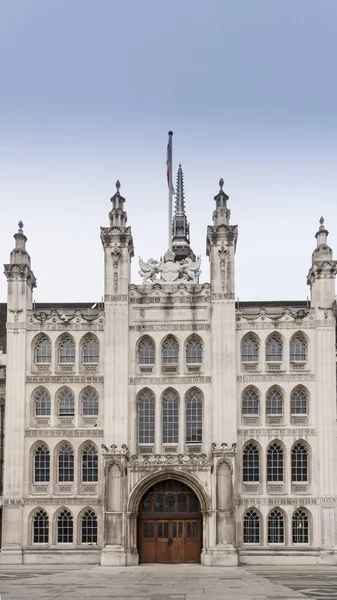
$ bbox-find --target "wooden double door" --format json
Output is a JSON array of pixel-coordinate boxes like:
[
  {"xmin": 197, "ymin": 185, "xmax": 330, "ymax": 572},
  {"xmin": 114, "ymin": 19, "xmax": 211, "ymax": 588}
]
[{"xmin": 139, "ymin": 480, "xmax": 201, "ymax": 564}]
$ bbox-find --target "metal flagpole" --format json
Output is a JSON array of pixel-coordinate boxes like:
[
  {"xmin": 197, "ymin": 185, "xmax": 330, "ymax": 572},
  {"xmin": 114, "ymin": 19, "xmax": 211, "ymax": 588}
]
[{"xmin": 168, "ymin": 131, "xmax": 173, "ymax": 252}]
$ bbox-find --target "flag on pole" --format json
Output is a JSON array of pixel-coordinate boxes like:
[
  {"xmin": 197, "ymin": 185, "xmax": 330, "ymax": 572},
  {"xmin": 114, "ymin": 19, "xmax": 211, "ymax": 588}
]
[{"xmin": 166, "ymin": 131, "xmax": 175, "ymax": 193}]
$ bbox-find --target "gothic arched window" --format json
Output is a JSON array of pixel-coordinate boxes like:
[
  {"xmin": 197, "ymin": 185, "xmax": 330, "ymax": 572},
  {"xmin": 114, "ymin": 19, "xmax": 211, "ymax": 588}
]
[
  {"xmin": 242, "ymin": 388, "xmax": 259, "ymax": 415},
  {"xmin": 81, "ymin": 388, "xmax": 99, "ymax": 416},
  {"xmin": 138, "ymin": 390, "xmax": 155, "ymax": 445},
  {"xmin": 83, "ymin": 338, "xmax": 99, "ymax": 364},
  {"xmin": 81, "ymin": 442, "xmax": 98, "ymax": 482},
  {"xmin": 267, "ymin": 443, "xmax": 284, "ymax": 482},
  {"xmin": 33, "ymin": 444, "xmax": 50, "ymax": 483},
  {"xmin": 35, "ymin": 337, "xmax": 52, "ymax": 364},
  {"xmin": 185, "ymin": 389, "xmax": 203, "ymax": 443},
  {"xmin": 58, "ymin": 444, "xmax": 74, "ymax": 482},
  {"xmin": 162, "ymin": 389, "xmax": 179, "ymax": 444},
  {"xmin": 266, "ymin": 337, "xmax": 283, "ymax": 362},
  {"xmin": 138, "ymin": 337, "xmax": 155, "ymax": 365},
  {"xmin": 32, "ymin": 509, "xmax": 49, "ymax": 544},
  {"xmin": 57, "ymin": 509, "xmax": 73, "ymax": 543},
  {"xmin": 81, "ymin": 509, "xmax": 98, "ymax": 544},
  {"xmin": 241, "ymin": 336, "xmax": 259, "ymax": 363},
  {"xmin": 291, "ymin": 442, "xmax": 308, "ymax": 482},
  {"xmin": 266, "ymin": 388, "xmax": 283, "ymax": 415},
  {"xmin": 59, "ymin": 338, "xmax": 75, "ymax": 364},
  {"xmin": 290, "ymin": 335, "xmax": 307, "ymax": 362},
  {"xmin": 186, "ymin": 338, "xmax": 203, "ymax": 364},
  {"xmin": 34, "ymin": 388, "xmax": 51, "ymax": 416},
  {"xmin": 290, "ymin": 388, "xmax": 308, "ymax": 415},
  {"xmin": 243, "ymin": 443, "xmax": 260, "ymax": 482},
  {"xmin": 58, "ymin": 389, "xmax": 75, "ymax": 417},
  {"xmin": 243, "ymin": 509, "xmax": 260, "ymax": 544},
  {"xmin": 162, "ymin": 337, "xmax": 179, "ymax": 365},
  {"xmin": 292, "ymin": 509, "xmax": 309, "ymax": 544},
  {"xmin": 268, "ymin": 509, "xmax": 285, "ymax": 544}
]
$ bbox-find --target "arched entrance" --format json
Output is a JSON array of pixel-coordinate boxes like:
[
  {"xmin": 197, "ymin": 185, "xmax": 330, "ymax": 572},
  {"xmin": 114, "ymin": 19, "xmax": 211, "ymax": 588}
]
[{"xmin": 138, "ymin": 479, "xmax": 202, "ymax": 564}]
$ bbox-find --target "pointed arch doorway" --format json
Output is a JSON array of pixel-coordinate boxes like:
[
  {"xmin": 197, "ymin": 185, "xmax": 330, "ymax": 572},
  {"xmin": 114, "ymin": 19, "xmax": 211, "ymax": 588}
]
[{"xmin": 138, "ymin": 479, "xmax": 202, "ymax": 564}]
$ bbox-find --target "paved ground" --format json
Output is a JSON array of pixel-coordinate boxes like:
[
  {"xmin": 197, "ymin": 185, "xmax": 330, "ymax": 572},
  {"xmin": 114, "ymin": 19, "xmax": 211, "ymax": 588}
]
[{"xmin": 0, "ymin": 564, "xmax": 337, "ymax": 600}]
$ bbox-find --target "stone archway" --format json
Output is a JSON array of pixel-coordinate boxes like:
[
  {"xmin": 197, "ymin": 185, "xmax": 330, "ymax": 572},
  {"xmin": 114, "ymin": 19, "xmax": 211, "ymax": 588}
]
[{"xmin": 127, "ymin": 470, "xmax": 211, "ymax": 565}]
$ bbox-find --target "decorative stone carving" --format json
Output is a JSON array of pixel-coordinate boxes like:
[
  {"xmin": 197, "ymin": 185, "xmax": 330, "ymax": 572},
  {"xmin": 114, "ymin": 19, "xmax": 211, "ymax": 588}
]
[
  {"xmin": 139, "ymin": 251, "xmax": 201, "ymax": 284},
  {"xmin": 211, "ymin": 442, "xmax": 237, "ymax": 456}
]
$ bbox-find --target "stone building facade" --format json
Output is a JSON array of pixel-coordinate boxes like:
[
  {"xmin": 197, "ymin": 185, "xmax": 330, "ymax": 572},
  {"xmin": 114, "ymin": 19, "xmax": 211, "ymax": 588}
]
[{"xmin": 0, "ymin": 171, "xmax": 337, "ymax": 566}]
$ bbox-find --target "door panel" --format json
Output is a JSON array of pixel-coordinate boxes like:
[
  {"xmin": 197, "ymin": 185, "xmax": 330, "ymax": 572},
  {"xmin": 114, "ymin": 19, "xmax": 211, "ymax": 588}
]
[{"xmin": 138, "ymin": 480, "xmax": 202, "ymax": 564}]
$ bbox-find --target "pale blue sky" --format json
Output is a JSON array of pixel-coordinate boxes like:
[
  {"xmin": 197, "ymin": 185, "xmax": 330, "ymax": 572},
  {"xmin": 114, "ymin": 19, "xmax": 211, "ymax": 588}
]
[{"xmin": 1, "ymin": 0, "xmax": 337, "ymax": 301}]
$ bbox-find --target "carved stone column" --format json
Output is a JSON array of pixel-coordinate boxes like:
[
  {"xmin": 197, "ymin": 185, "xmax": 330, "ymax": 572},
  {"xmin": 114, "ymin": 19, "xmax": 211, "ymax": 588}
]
[
  {"xmin": 101, "ymin": 448, "xmax": 129, "ymax": 566},
  {"xmin": 211, "ymin": 446, "xmax": 238, "ymax": 566}
]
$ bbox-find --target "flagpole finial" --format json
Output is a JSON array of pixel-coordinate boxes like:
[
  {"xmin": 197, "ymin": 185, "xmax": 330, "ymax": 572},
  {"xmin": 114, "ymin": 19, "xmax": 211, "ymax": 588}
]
[{"xmin": 168, "ymin": 130, "xmax": 173, "ymax": 136}]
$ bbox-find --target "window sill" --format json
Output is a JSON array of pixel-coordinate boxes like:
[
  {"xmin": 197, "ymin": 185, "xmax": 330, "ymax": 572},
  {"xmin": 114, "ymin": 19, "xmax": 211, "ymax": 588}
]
[{"xmin": 161, "ymin": 365, "xmax": 178, "ymax": 374}]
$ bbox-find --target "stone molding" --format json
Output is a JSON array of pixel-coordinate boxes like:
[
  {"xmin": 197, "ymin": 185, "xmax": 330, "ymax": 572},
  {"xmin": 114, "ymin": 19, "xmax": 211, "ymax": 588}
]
[
  {"xmin": 26, "ymin": 376, "xmax": 103, "ymax": 383},
  {"xmin": 238, "ymin": 428, "xmax": 316, "ymax": 436},
  {"xmin": 237, "ymin": 497, "xmax": 317, "ymax": 506},
  {"xmin": 237, "ymin": 374, "xmax": 315, "ymax": 382},
  {"xmin": 105, "ymin": 295, "xmax": 128, "ymax": 301},
  {"xmin": 24, "ymin": 323, "xmax": 104, "ymax": 331},
  {"xmin": 236, "ymin": 321, "xmax": 315, "ymax": 330},
  {"xmin": 129, "ymin": 324, "xmax": 211, "ymax": 332},
  {"xmin": 211, "ymin": 293, "xmax": 235, "ymax": 300},
  {"xmin": 24, "ymin": 497, "xmax": 103, "ymax": 505},
  {"xmin": 25, "ymin": 429, "xmax": 103, "ymax": 437},
  {"xmin": 129, "ymin": 376, "xmax": 211, "ymax": 385},
  {"xmin": 129, "ymin": 296, "xmax": 209, "ymax": 305}
]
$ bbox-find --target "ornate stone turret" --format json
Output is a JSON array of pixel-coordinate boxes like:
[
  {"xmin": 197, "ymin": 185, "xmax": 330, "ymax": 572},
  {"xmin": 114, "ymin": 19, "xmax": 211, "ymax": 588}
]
[
  {"xmin": 172, "ymin": 165, "xmax": 195, "ymax": 261},
  {"xmin": 4, "ymin": 221, "xmax": 36, "ymax": 315},
  {"xmin": 100, "ymin": 181, "xmax": 134, "ymax": 298},
  {"xmin": 2, "ymin": 222, "xmax": 36, "ymax": 563},
  {"xmin": 205, "ymin": 181, "xmax": 238, "ymax": 565},
  {"xmin": 206, "ymin": 179, "xmax": 238, "ymax": 296},
  {"xmin": 307, "ymin": 216, "xmax": 337, "ymax": 309}
]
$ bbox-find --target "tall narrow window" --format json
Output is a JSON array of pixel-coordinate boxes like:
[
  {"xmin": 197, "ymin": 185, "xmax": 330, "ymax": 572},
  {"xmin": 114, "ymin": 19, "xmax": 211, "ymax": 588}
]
[
  {"xmin": 186, "ymin": 338, "xmax": 202, "ymax": 364},
  {"xmin": 291, "ymin": 443, "xmax": 308, "ymax": 482},
  {"xmin": 138, "ymin": 337, "xmax": 155, "ymax": 365},
  {"xmin": 82, "ymin": 442, "xmax": 98, "ymax": 482},
  {"xmin": 162, "ymin": 390, "xmax": 179, "ymax": 443},
  {"xmin": 83, "ymin": 338, "xmax": 99, "ymax": 364},
  {"xmin": 33, "ymin": 509, "xmax": 49, "ymax": 544},
  {"xmin": 290, "ymin": 388, "xmax": 308, "ymax": 415},
  {"xmin": 58, "ymin": 444, "xmax": 74, "ymax": 482},
  {"xmin": 58, "ymin": 389, "xmax": 75, "ymax": 416},
  {"xmin": 34, "ymin": 389, "xmax": 51, "ymax": 416},
  {"xmin": 242, "ymin": 388, "xmax": 259, "ymax": 415},
  {"xmin": 268, "ymin": 509, "xmax": 285, "ymax": 544},
  {"xmin": 267, "ymin": 443, "xmax": 284, "ymax": 482},
  {"xmin": 33, "ymin": 444, "xmax": 50, "ymax": 482},
  {"xmin": 57, "ymin": 509, "xmax": 73, "ymax": 543},
  {"xmin": 243, "ymin": 443, "xmax": 259, "ymax": 482},
  {"xmin": 59, "ymin": 338, "xmax": 75, "ymax": 364},
  {"xmin": 243, "ymin": 509, "xmax": 260, "ymax": 544},
  {"xmin": 35, "ymin": 337, "xmax": 52, "ymax": 364},
  {"xmin": 138, "ymin": 390, "xmax": 155, "ymax": 444},
  {"xmin": 82, "ymin": 388, "xmax": 99, "ymax": 416},
  {"xmin": 185, "ymin": 389, "xmax": 203, "ymax": 443},
  {"xmin": 266, "ymin": 388, "xmax": 283, "ymax": 415},
  {"xmin": 81, "ymin": 509, "xmax": 98, "ymax": 544},
  {"xmin": 162, "ymin": 337, "xmax": 179, "ymax": 365},
  {"xmin": 290, "ymin": 336, "xmax": 307, "ymax": 362},
  {"xmin": 241, "ymin": 336, "xmax": 258, "ymax": 363},
  {"xmin": 266, "ymin": 337, "xmax": 283, "ymax": 362},
  {"xmin": 292, "ymin": 509, "xmax": 309, "ymax": 544}
]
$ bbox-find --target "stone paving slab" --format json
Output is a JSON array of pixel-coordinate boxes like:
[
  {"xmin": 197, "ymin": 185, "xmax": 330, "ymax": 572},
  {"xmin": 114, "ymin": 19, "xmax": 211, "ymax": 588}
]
[{"xmin": 0, "ymin": 564, "xmax": 315, "ymax": 600}]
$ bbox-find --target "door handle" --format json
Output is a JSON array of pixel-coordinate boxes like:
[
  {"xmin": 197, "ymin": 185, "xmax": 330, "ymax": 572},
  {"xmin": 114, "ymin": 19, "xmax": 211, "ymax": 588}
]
[{"xmin": 168, "ymin": 538, "xmax": 173, "ymax": 546}]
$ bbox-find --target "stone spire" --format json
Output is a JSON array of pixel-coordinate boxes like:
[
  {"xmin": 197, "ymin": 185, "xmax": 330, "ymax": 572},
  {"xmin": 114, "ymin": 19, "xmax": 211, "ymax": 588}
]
[
  {"xmin": 171, "ymin": 165, "xmax": 195, "ymax": 261},
  {"xmin": 108, "ymin": 180, "xmax": 128, "ymax": 228},
  {"xmin": 4, "ymin": 221, "xmax": 36, "ymax": 291},
  {"xmin": 307, "ymin": 217, "xmax": 337, "ymax": 308}
]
